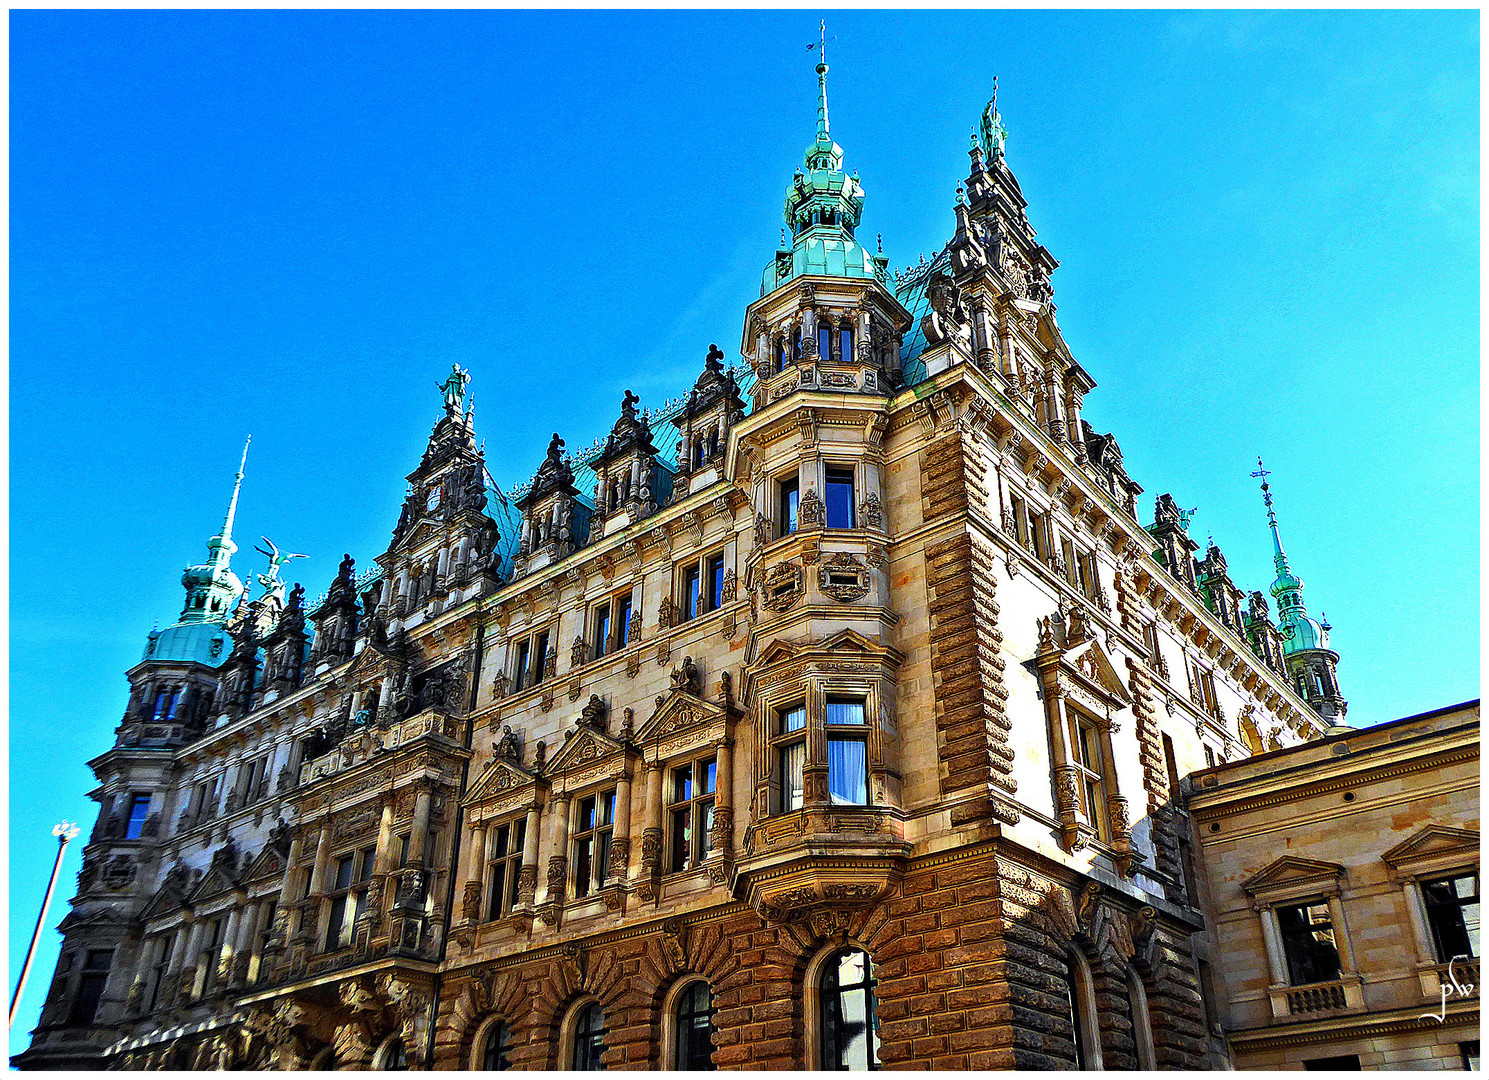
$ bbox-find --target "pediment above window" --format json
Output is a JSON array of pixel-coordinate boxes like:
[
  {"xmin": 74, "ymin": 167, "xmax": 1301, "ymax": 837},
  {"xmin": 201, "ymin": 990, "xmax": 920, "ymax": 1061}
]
[
  {"xmin": 463, "ymin": 757, "xmax": 539, "ymax": 809},
  {"xmin": 546, "ymin": 724, "xmax": 630, "ymax": 796},
  {"xmin": 635, "ymin": 691, "xmax": 727, "ymax": 758},
  {"xmin": 1242, "ymin": 855, "xmax": 1346, "ymax": 907},
  {"xmin": 1056, "ymin": 638, "xmax": 1132, "ymax": 708},
  {"xmin": 1381, "ymin": 825, "xmax": 1479, "ymax": 880}
]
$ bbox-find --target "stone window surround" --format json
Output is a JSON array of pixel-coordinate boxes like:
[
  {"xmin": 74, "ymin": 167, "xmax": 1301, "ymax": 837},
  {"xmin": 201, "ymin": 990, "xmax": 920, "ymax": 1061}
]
[
  {"xmin": 1243, "ymin": 862, "xmax": 1364, "ymax": 1019},
  {"xmin": 659, "ymin": 975, "xmax": 715, "ymax": 1072},
  {"xmin": 467, "ymin": 1012, "xmax": 512, "ymax": 1071},
  {"xmin": 1382, "ymin": 827, "xmax": 1480, "ymax": 997},
  {"xmin": 1064, "ymin": 947, "xmax": 1104, "ymax": 1071},
  {"xmin": 801, "ymin": 941, "xmax": 879, "ymax": 1072},
  {"xmin": 755, "ymin": 673, "xmax": 893, "ymax": 817},
  {"xmin": 560, "ymin": 995, "xmax": 607, "ymax": 1071}
]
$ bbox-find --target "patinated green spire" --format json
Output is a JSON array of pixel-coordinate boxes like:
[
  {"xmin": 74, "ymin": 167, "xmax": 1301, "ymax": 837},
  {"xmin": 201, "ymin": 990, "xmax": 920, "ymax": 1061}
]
[
  {"xmin": 178, "ymin": 437, "xmax": 251, "ymax": 624},
  {"xmin": 1253, "ymin": 458, "xmax": 1326, "ymax": 655}
]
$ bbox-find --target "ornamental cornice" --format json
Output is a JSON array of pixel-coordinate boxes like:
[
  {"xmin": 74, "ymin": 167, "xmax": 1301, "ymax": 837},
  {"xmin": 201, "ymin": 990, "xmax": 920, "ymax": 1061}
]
[
  {"xmin": 1226, "ymin": 1003, "xmax": 1478, "ymax": 1051},
  {"xmin": 1188, "ymin": 747, "xmax": 1478, "ymax": 822}
]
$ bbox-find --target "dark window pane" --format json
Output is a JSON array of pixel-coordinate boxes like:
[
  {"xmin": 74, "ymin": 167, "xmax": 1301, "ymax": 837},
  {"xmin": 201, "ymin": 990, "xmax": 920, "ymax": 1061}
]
[
  {"xmin": 595, "ymin": 604, "xmax": 611, "ymax": 659},
  {"xmin": 334, "ymin": 854, "xmax": 355, "ymax": 891},
  {"xmin": 677, "ymin": 982, "xmax": 716, "ymax": 1071},
  {"xmin": 781, "ymin": 479, "xmax": 799, "ymax": 536},
  {"xmin": 1276, "ymin": 901, "xmax": 1342, "ymax": 985},
  {"xmin": 684, "ymin": 567, "xmax": 701, "ymax": 621},
  {"xmin": 71, "ymin": 971, "xmax": 110, "ymax": 1026},
  {"xmin": 574, "ymin": 838, "xmax": 593, "ymax": 898},
  {"xmin": 1423, "ymin": 873, "xmax": 1480, "ymax": 960},
  {"xmin": 618, "ymin": 597, "xmax": 632, "ymax": 646},
  {"xmin": 483, "ymin": 1022, "xmax": 510, "ymax": 1070},
  {"xmin": 708, "ymin": 556, "xmax": 725, "ymax": 611},
  {"xmin": 574, "ymin": 1004, "xmax": 607, "ymax": 1071},
  {"xmin": 125, "ymin": 794, "xmax": 152, "ymax": 840}
]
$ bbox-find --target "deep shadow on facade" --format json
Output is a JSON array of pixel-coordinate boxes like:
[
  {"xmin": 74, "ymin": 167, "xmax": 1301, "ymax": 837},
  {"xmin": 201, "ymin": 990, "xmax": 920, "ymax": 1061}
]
[{"xmin": 21, "ymin": 62, "xmax": 1460, "ymax": 1072}]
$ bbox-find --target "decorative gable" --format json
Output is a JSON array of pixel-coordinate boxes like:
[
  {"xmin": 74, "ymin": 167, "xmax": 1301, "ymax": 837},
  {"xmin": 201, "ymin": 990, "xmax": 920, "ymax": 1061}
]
[
  {"xmin": 1241, "ymin": 855, "xmax": 1346, "ymax": 907},
  {"xmin": 635, "ymin": 691, "xmax": 727, "ymax": 761},
  {"xmin": 187, "ymin": 867, "xmax": 239, "ymax": 904},
  {"xmin": 545, "ymin": 724, "xmax": 629, "ymax": 796},
  {"xmin": 241, "ymin": 843, "xmax": 287, "ymax": 884},
  {"xmin": 1061, "ymin": 639, "xmax": 1132, "ymax": 707},
  {"xmin": 1382, "ymin": 825, "xmax": 1479, "ymax": 880},
  {"xmin": 463, "ymin": 758, "xmax": 539, "ymax": 808}
]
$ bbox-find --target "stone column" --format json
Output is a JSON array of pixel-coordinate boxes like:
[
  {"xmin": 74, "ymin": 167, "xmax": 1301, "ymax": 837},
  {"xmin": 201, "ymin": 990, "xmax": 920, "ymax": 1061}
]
[
  {"xmin": 179, "ymin": 918, "xmax": 207, "ymax": 1001},
  {"xmin": 1327, "ymin": 895, "xmax": 1356, "ymax": 973},
  {"xmin": 1400, "ymin": 879, "xmax": 1435, "ymax": 964},
  {"xmin": 373, "ymin": 797, "xmax": 396, "ymax": 874},
  {"xmin": 517, "ymin": 803, "xmax": 542, "ymax": 910},
  {"xmin": 310, "ymin": 818, "xmax": 334, "ymax": 944},
  {"xmin": 607, "ymin": 770, "xmax": 633, "ymax": 886},
  {"xmin": 638, "ymin": 761, "xmax": 664, "ymax": 900},
  {"xmin": 217, "ymin": 902, "xmax": 244, "ymax": 984},
  {"xmin": 233, "ymin": 899, "xmax": 262, "ymax": 985},
  {"xmin": 711, "ymin": 738, "xmax": 734, "ymax": 856},
  {"xmin": 276, "ymin": 826, "xmax": 306, "ymax": 901},
  {"xmin": 462, "ymin": 823, "xmax": 488, "ymax": 924},
  {"xmin": 409, "ymin": 784, "xmax": 433, "ymax": 868},
  {"xmin": 545, "ymin": 794, "xmax": 572, "ymax": 906},
  {"xmin": 1043, "ymin": 368, "xmax": 1065, "ymax": 442},
  {"xmin": 246, "ymin": 901, "xmax": 271, "ymax": 985},
  {"xmin": 126, "ymin": 936, "xmax": 160, "ymax": 1014},
  {"xmin": 973, "ymin": 303, "xmax": 997, "ymax": 370},
  {"xmin": 1259, "ymin": 909, "xmax": 1288, "ymax": 987}
]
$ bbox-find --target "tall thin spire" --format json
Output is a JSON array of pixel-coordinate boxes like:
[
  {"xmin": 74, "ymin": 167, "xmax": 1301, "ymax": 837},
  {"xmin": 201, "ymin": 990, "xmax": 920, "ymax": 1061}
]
[
  {"xmin": 815, "ymin": 21, "xmax": 831, "ymax": 143},
  {"xmin": 217, "ymin": 435, "xmax": 251, "ymax": 554}
]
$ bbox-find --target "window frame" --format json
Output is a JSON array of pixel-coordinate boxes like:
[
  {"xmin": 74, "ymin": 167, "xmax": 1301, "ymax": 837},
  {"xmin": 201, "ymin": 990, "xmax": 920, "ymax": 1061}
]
[
  {"xmin": 323, "ymin": 844, "xmax": 377, "ymax": 953},
  {"xmin": 772, "ymin": 702, "xmax": 807, "ymax": 814},
  {"xmin": 818, "ymin": 947, "xmax": 881, "ymax": 1071},
  {"xmin": 666, "ymin": 755, "xmax": 718, "ymax": 874},
  {"xmin": 485, "ymin": 816, "xmax": 528, "ymax": 921},
  {"xmin": 1421, "ymin": 870, "xmax": 1479, "ymax": 962},
  {"xmin": 677, "ymin": 552, "xmax": 727, "ymax": 622},
  {"xmin": 123, "ymin": 792, "xmax": 152, "ymax": 839},
  {"xmin": 1274, "ymin": 897, "xmax": 1344, "ymax": 987},
  {"xmin": 1067, "ymin": 708, "xmax": 1111, "ymax": 843},
  {"xmin": 670, "ymin": 979, "xmax": 717, "ymax": 1071},
  {"xmin": 568, "ymin": 1000, "xmax": 608, "ymax": 1071},
  {"xmin": 69, "ymin": 949, "xmax": 113, "ymax": 1026},
  {"xmin": 778, "ymin": 474, "xmax": 800, "ymax": 538},
  {"xmin": 571, "ymin": 789, "xmax": 617, "ymax": 899},
  {"xmin": 824, "ymin": 465, "xmax": 857, "ymax": 530},
  {"xmin": 510, "ymin": 626, "xmax": 553, "ymax": 692},
  {"xmin": 825, "ymin": 696, "xmax": 870, "ymax": 807}
]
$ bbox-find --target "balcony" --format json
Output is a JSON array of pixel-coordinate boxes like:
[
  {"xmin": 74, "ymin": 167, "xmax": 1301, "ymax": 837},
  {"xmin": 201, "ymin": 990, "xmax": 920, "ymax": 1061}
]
[
  {"xmin": 1268, "ymin": 974, "xmax": 1364, "ymax": 1020},
  {"xmin": 1418, "ymin": 955, "xmax": 1480, "ymax": 1000}
]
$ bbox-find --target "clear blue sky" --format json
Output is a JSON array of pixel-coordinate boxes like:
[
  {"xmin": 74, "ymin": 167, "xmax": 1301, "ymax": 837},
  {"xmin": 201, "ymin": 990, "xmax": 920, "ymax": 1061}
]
[{"xmin": 9, "ymin": 10, "xmax": 1477, "ymax": 1054}]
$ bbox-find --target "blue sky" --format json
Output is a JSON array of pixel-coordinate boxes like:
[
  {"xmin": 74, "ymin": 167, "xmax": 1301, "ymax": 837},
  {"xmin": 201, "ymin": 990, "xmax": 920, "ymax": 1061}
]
[{"xmin": 8, "ymin": 10, "xmax": 1477, "ymax": 1054}]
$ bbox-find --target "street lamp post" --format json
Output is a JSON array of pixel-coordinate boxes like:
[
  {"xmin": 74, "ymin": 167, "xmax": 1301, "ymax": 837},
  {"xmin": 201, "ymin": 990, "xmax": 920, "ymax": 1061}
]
[{"xmin": 10, "ymin": 822, "xmax": 82, "ymax": 1029}]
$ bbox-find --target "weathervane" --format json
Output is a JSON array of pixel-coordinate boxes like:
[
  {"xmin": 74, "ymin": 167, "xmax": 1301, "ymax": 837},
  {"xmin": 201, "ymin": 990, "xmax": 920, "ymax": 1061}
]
[{"xmin": 808, "ymin": 19, "xmax": 835, "ymax": 65}]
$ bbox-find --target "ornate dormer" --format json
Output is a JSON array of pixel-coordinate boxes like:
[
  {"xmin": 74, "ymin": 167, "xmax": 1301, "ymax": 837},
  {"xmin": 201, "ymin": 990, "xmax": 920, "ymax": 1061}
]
[
  {"xmin": 589, "ymin": 390, "xmax": 674, "ymax": 539},
  {"xmin": 260, "ymin": 582, "xmax": 310, "ymax": 696},
  {"xmin": 1081, "ymin": 420, "xmax": 1142, "ymax": 519},
  {"xmin": 741, "ymin": 51, "xmax": 911, "ymax": 406},
  {"xmin": 378, "ymin": 367, "xmax": 503, "ymax": 623},
  {"xmin": 1148, "ymin": 493, "xmax": 1200, "ymax": 593},
  {"xmin": 672, "ymin": 344, "xmax": 747, "ymax": 498},
  {"xmin": 307, "ymin": 554, "xmax": 361, "ymax": 667},
  {"xmin": 1254, "ymin": 461, "xmax": 1346, "ymax": 725},
  {"xmin": 1242, "ymin": 591, "xmax": 1288, "ymax": 676},
  {"xmin": 513, "ymin": 432, "xmax": 588, "ymax": 576},
  {"xmin": 1197, "ymin": 541, "xmax": 1248, "ymax": 636}
]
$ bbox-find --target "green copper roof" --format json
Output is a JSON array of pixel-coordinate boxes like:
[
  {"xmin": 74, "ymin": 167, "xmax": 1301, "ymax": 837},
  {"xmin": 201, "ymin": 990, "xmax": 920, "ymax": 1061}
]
[
  {"xmin": 760, "ymin": 60, "xmax": 888, "ymax": 296},
  {"xmin": 142, "ymin": 622, "xmax": 234, "ymax": 668}
]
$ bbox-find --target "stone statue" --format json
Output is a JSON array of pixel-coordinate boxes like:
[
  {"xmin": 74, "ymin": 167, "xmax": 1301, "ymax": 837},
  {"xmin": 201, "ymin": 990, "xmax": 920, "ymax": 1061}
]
[
  {"xmin": 254, "ymin": 537, "xmax": 308, "ymax": 599},
  {"xmin": 437, "ymin": 364, "xmax": 471, "ymax": 412},
  {"xmin": 337, "ymin": 553, "xmax": 355, "ymax": 581},
  {"xmin": 545, "ymin": 432, "xmax": 565, "ymax": 465},
  {"xmin": 921, "ymin": 272, "xmax": 972, "ymax": 349},
  {"xmin": 621, "ymin": 389, "xmax": 640, "ymax": 419},
  {"xmin": 705, "ymin": 342, "xmax": 725, "ymax": 373}
]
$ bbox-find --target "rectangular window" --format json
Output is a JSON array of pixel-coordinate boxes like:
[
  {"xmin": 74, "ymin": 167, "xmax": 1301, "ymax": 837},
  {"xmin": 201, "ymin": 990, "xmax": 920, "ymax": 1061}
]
[
  {"xmin": 512, "ymin": 640, "xmax": 531, "ymax": 692},
  {"xmin": 572, "ymin": 791, "xmax": 616, "ymax": 899},
  {"xmin": 1070, "ymin": 712, "xmax": 1109, "ymax": 841},
  {"xmin": 617, "ymin": 594, "xmax": 633, "ymax": 648},
  {"xmin": 1060, "ymin": 537, "xmax": 1078, "ymax": 587},
  {"xmin": 1143, "ymin": 623, "xmax": 1162, "ymax": 669},
  {"xmin": 777, "ymin": 704, "xmax": 807, "ymax": 812},
  {"xmin": 324, "ymin": 845, "xmax": 376, "ymax": 952},
  {"xmin": 667, "ymin": 757, "xmax": 717, "ymax": 872},
  {"xmin": 684, "ymin": 564, "xmax": 702, "ymax": 621},
  {"xmin": 1276, "ymin": 900, "xmax": 1342, "ymax": 986},
  {"xmin": 593, "ymin": 602, "xmax": 612, "ymax": 660},
  {"xmin": 533, "ymin": 630, "xmax": 550, "ymax": 686},
  {"xmin": 124, "ymin": 793, "xmax": 152, "ymax": 839},
  {"xmin": 707, "ymin": 554, "xmax": 725, "ymax": 612},
  {"xmin": 70, "ymin": 950, "xmax": 113, "ymax": 1026},
  {"xmin": 825, "ymin": 467, "xmax": 856, "ymax": 529},
  {"xmin": 147, "ymin": 934, "xmax": 173, "ymax": 1012},
  {"xmin": 486, "ymin": 818, "xmax": 527, "ymax": 920},
  {"xmin": 1010, "ymin": 494, "xmax": 1029, "ymax": 548},
  {"xmin": 1029, "ymin": 511, "xmax": 1048, "ymax": 561},
  {"xmin": 198, "ymin": 917, "xmax": 225, "ymax": 993},
  {"xmin": 1422, "ymin": 872, "xmax": 1480, "ymax": 961},
  {"xmin": 1077, "ymin": 551, "xmax": 1098, "ymax": 600},
  {"xmin": 779, "ymin": 476, "xmax": 800, "ymax": 537},
  {"xmin": 825, "ymin": 697, "xmax": 870, "ymax": 806},
  {"xmin": 818, "ymin": 322, "xmax": 833, "ymax": 362},
  {"xmin": 1163, "ymin": 734, "xmax": 1182, "ymax": 803}
]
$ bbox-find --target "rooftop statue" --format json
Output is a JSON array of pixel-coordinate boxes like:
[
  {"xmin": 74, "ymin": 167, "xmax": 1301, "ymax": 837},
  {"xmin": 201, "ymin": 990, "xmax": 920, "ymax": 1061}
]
[
  {"xmin": 437, "ymin": 363, "xmax": 471, "ymax": 412},
  {"xmin": 253, "ymin": 536, "xmax": 308, "ymax": 598}
]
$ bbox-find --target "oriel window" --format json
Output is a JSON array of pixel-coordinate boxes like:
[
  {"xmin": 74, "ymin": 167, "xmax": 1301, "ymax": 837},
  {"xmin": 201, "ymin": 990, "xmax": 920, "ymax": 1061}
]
[
  {"xmin": 780, "ymin": 477, "xmax": 800, "ymax": 537},
  {"xmin": 776, "ymin": 704, "xmax": 807, "ymax": 812},
  {"xmin": 825, "ymin": 697, "xmax": 869, "ymax": 806}
]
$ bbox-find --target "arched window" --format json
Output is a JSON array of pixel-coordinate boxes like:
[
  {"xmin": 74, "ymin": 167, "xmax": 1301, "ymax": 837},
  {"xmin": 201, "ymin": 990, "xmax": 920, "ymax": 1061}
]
[
  {"xmin": 1061, "ymin": 950, "xmax": 1103, "ymax": 1070},
  {"xmin": 1126, "ymin": 966, "xmax": 1157, "ymax": 1070},
  {"xmin": 674, "ymin": 981, "xmax": 716, "ymax": 1070},
  {"xmin": 572, "ymin": 1002, "xmax": 606, "ymax": 1071},
  {"xmin": 375, "ymin": 1036, "xmax": 408, "ymax": 1071},
  {"xmin": 821, "ymin": 948, "xmax": 879, "ymax": 1070},
  {"xmin": 481, "ymin": 1020, "xmax": 511, "ymax": 1070}
]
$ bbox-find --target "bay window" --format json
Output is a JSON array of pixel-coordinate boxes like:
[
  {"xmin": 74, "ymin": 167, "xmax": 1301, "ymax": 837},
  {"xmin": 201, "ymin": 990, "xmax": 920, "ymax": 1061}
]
[{"xmin": 775, "ymin": 704, "xmax": 807, "ymax": 813}]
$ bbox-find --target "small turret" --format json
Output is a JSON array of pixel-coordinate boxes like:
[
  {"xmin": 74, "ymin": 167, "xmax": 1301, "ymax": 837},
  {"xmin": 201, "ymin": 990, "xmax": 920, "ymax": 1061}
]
[{"xmin": 178, "ymin": 437, "xmax": 251, "ymax": 623}]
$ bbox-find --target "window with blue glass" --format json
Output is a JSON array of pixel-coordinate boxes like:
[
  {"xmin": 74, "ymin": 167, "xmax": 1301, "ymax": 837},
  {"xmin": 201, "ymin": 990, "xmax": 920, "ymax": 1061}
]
[
  {"xmin": 779, "ymin": 477, "xmax": 800, "ymax": 537},
  {"xmin": 572, "ymin": 1003, "xmax": 607, "ymax": 1071},
  {"xmin": 825, "ymin": 467, "xmax": 856, "ymax": 529},
  {"xmin": 826, "ymin": 697, "xmax": 869, "ymax": 806}
]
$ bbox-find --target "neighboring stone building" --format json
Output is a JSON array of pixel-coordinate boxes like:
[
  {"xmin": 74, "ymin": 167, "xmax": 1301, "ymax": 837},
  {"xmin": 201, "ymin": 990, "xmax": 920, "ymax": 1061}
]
[
  {"xmin": 19, "ymin": 60, "xmax": 1360, "ymax": 1071},
  {"xmin": 1186, "ymin": 700, "xmax": 1480, "ymax": 1070}
]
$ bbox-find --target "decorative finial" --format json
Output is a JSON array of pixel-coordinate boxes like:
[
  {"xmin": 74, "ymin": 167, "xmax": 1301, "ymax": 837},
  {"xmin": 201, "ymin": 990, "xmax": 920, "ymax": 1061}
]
[{"xmin": 876, "ymin": 233, "xmax": 882, "ymax": 254}]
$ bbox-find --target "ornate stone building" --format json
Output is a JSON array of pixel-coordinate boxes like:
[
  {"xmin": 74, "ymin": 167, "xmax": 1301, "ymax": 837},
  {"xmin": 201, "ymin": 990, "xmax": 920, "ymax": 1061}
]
[{"xmin": 18, "ymin": 61, "xmax": 1360, "ymax": 1071}]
